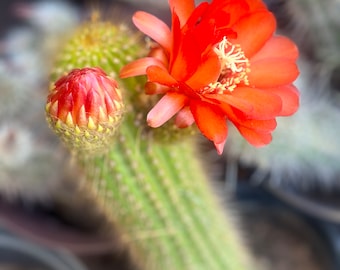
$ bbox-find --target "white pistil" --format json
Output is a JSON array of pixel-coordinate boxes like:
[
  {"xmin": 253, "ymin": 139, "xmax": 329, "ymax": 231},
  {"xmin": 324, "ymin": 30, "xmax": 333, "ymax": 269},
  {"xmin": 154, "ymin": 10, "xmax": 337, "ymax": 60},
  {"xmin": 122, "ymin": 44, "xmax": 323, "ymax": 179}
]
[
  {"xmin": 214, "ymin": 37, "xmax": 249, "ymax": 74},
  {"xmin": 203, "ymin": 36, "xmax": 250, "ymax": 95}
]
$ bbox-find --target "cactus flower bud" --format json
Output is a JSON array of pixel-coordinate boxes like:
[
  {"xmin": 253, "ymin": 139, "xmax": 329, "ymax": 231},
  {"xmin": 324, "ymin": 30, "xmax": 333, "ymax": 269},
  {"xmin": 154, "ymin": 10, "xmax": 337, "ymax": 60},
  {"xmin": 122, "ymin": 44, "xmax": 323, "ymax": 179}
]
[{"xmin": 46, "ymin": 67, "xmax": 124, "ymax": 153}]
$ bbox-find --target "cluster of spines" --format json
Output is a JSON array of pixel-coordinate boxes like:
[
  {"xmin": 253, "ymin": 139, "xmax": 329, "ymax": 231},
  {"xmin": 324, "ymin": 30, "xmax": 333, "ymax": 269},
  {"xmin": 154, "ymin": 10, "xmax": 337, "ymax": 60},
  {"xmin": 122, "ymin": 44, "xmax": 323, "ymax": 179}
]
[{"xmin": 45, "ymin": 110, "xmax": 122, "ymax": 152}]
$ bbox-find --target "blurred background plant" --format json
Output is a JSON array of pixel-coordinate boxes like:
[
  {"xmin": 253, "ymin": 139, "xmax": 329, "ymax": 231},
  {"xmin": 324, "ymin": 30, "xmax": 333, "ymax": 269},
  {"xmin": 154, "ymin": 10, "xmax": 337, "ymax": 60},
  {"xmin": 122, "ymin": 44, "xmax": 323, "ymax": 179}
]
[{"xmin": 0, "ymin": 0, "xmax": 339, "ymax": 270}]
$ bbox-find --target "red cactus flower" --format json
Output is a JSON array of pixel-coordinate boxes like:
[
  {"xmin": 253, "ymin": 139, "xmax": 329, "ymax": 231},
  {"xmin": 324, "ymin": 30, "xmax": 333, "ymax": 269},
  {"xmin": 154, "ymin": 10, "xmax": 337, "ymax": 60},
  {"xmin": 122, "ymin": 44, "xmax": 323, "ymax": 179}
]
[
  {"xmin": 46, "ymin": 67, "xmax": 124, "ymax": 152},
  {"xmin": 120, "ymin": 0, "xmax": 299, "ymax": 154}
]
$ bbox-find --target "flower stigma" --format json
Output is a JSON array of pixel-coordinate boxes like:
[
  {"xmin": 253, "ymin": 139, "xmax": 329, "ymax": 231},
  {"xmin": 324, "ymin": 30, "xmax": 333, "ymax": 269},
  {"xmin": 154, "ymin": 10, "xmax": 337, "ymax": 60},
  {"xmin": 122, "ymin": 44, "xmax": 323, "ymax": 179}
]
[{"xmin": 202, "ymin": 37, "xmax": 250, "ymax": 94}]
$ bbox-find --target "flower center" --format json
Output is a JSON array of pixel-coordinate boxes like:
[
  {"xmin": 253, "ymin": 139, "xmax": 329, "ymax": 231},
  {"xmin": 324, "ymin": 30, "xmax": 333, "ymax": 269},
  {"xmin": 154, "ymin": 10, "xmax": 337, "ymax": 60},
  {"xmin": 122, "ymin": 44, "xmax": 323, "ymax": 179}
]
[{"xmin": 202, "ymin": 37, "xmax": 250, "ymax": 94}]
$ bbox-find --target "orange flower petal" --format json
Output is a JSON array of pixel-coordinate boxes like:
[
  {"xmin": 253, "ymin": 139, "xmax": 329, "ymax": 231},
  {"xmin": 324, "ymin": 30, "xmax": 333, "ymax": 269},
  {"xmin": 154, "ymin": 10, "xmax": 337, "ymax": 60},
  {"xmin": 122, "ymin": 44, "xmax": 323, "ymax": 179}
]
[
  {"xmin": 248, "ymin": 59, "xmax": 299, "ymax": 88},
  {"xmin": 148, "ymin": 46, "xmax": 169, "ymax": 66},
  {"xmin": 245, "ymin": 0, "xmax": 267, "ymax": 10},
  {"xmin": 169, "ymin": 0, "xmax": 195, "ymax": 27},
  {"xmin": 133, "ymin": 11, "xmax": 171, "ymax": 52},
  {"xmin": 169, "ymin": 11, "xmax": 209, "ymax": 82},
  {"xmin": 231, "ymin": 10, "xmax": 276, "ymax": 58},
  {"xmin": 266, "ymin": 84, "xmax": 300, "ymax": 116},
  {"xmin": 145, "ymin": 82, "xmax": 170, "ymax": 95},
  {"xmin": 214, "ymin": 140, "xmax": 226, "ymax": 155},
  {"xmin": 119, "ymin": 57, "xmax": 164, "ymax": 78},
  {"xmin": 237, "ymin": 125, "xmax": 272, "ymax": 146},
  {"xmin": 190, "ymin": 100, "xmax": 227, "ymax": 144},
  {"xmin": 238, "ymin": 118, "xmax": 277, "ymax": 132},
  {"xmin": 146, "ymin": 65, "xmax": 178, "ymax": 86},
  {"xmin": 185, "ymin": 52, "xmax": 220, "ymax": 89},
  {"xmin": 232, "ymin": 86, "xmax": 282, "ymax": 119},
  {"xmin": 175, "ymin": 106, "xmax": 194, "ymax": 128},
  {"xmin": 223, "ymin": 103, "xmax": 277, "ymax": 132},
  {"xmin": 147, "ymin": 92, "xmax": 187, "ymax": 127},
  {"xmin": 206, "ymin": 93, "xmax": 254, "ymax": 114},
  {"xmin": 250, "ymin": 36, "xmax": 299, "ymax": 62},
  {"xmin": 218, "ymin": 1, "xmax": 248, "ymax": 26}
]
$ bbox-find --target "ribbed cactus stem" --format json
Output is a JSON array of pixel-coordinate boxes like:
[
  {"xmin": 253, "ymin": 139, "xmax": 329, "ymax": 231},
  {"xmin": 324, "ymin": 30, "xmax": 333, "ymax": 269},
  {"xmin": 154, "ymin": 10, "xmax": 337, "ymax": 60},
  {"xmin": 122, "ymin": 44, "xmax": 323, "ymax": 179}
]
[
  {"xmin": 79, "ymin": 110, "xmax": 251, "ymax": 269},
  {"xmin": 48, "ymin": 18, "xmax": 252, "ymax": 269}
]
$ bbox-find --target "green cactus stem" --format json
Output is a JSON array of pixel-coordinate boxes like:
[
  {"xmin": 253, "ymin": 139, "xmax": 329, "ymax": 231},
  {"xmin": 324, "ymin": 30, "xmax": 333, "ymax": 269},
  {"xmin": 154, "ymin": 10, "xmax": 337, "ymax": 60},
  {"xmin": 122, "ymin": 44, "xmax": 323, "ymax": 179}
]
[
  {"xmin": 48, "ymin": 17, "xmax": 252, "ymax": 270},
  {"xmin": 82, "ymin": 113, "xmax": 251, "ymax": 270}
]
